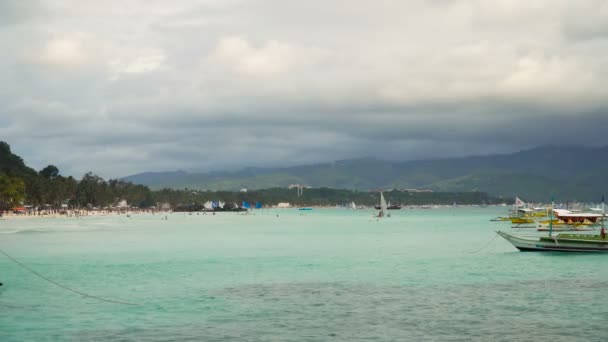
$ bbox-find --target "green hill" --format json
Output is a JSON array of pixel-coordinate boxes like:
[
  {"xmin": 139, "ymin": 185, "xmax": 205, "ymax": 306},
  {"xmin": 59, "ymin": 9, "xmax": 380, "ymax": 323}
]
[{"xmin": 123, "ymin": 146, "xmax": 608, "ymax": 201}]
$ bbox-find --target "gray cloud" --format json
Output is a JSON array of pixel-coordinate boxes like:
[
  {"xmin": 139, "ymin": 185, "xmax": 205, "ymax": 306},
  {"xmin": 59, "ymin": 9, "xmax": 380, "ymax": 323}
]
[{"xmin": 1, "ymin": 0, "xmax": 607, "ymax": 178}]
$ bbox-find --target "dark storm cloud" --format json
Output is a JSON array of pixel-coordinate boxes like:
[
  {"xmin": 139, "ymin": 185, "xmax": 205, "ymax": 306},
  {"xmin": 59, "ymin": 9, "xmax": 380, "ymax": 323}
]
[{"xmin": 1, "ymin": 0, "xmax": 608, "ymax": 178}]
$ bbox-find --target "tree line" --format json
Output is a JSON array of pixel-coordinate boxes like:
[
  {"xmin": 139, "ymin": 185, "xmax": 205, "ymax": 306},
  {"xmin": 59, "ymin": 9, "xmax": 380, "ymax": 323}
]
[{"xmin": 0, "ymin": 141, "xmax": 503, "ymax": 211}]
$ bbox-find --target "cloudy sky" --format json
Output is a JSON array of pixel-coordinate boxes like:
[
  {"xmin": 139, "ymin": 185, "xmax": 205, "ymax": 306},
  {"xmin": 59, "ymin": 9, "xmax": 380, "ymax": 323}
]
[{"xmin": 2, "ymin": 0, "xmax": 608, "ymax": 178}]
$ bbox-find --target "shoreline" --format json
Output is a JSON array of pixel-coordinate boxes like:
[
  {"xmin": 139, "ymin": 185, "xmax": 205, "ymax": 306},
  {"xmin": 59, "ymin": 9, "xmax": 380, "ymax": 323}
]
[
  {"xmin": 0, "ymin": 205, "xmax": 504, "ymax": 221},
  {"xmin": 0, "ymin": 209, "xmax": 169, "ymax": 220}
]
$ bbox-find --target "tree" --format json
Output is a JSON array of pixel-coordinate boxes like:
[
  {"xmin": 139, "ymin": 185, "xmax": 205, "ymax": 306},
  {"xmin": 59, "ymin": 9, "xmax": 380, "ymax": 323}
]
[
  {"xmin": 0, "ymin": 173, "xmax": 25, "ymax": 210},
  {"xmin": 39, "ymin": 165, "xmax": 60, "ymax": 179}
]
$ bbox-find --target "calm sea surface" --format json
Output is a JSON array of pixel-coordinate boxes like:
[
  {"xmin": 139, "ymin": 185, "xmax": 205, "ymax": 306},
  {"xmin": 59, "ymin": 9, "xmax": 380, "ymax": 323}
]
[{"xmin": 1, "ymin": 208, "xmax": 607, "ymax": 341}]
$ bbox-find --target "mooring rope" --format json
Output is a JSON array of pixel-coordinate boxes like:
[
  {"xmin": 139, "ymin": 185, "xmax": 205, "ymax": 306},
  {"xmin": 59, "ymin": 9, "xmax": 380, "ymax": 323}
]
[
  {"xmin": 0, "ymin": 248, "xmax": 138, "ymax": 306},
  {"xmin": 467, "ymin": 233, "xmax": 500, "ymax": 254}
]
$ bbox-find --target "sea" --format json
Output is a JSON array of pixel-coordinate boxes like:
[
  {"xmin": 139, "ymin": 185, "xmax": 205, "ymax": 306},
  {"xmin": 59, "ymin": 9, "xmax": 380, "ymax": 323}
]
[{"xmin": 1, "ymin": 207, "xmax": 607, "ymax": 341}]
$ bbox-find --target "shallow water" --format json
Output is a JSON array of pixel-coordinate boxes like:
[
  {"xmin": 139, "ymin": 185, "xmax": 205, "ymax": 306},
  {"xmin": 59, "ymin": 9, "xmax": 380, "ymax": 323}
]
[{"xmin": 1, "ymin": 208, "xmax": 607, "ymax": 341}]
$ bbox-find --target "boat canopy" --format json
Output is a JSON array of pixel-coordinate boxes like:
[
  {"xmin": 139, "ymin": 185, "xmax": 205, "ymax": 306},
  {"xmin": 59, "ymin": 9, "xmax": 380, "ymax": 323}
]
[{"xmin": 553, "ymin": 209, "xmax": 603, "ymax": 223}]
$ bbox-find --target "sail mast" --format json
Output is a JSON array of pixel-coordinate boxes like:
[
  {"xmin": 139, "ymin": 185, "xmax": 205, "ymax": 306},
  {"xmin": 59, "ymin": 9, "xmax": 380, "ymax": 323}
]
[
  {"xmin": 549, "ymin": 197, "xmax": 554, "ymax": 237},
  {"xmin": 602, "ymin": 195, "xmax": 605, "ymax": 231}
]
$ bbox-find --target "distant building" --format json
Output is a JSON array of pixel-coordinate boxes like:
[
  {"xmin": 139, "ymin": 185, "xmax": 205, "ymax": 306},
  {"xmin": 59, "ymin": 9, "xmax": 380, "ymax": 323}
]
[
  {"xmin": 277, "ymin": 202, "xmax": 291, "ymax": 208},
  {"xmin": 288, "ymin": 184, "xmax": 311, "ymax": 189},
  {"xmin": 240, "ymin": 188, "xmax": 248, "ymax": 193}
]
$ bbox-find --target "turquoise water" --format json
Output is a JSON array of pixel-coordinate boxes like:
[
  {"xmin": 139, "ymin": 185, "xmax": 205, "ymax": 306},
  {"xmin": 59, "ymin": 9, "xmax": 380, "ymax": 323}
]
[{"xmin": 1, "ymin": 208, "xmax": 607, "ymax": 341}]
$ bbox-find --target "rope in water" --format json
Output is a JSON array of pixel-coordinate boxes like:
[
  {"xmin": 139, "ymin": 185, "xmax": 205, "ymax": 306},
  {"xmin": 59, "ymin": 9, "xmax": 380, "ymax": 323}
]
[
  {"xmin": 467, "ymin": 233, "xmax": 500, "ymax": 254},
  {"xmin": 0, "ymin": 248, "xmax": 138, "ymax": 306}
]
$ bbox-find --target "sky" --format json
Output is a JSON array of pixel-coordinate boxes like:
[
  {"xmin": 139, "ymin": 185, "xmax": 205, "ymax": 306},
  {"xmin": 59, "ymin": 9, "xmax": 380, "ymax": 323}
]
[{"xmin": 1, "ymin": 0, "xmax": 608, "ymax": 178}]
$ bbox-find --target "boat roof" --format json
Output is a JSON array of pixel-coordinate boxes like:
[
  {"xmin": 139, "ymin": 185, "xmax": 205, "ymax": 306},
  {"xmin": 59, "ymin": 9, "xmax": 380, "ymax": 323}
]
[{"xmin": 553, "ymin": 209, "xmax": 603, "ymax": 218}]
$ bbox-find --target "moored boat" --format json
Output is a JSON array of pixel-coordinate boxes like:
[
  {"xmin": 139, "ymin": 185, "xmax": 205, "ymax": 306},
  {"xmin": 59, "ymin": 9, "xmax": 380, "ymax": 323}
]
[
  {"xmin": 510, "ymin": 216, "xmax": 535, "ymax": 224},
  {"xmin": 497, "ymin": 231, "xmax": 608, "ymax": 252},
  {"xmin": 536, "ymin": 225, "xmax": 594, "ymax": 232},
  {"xmin": 498, "ymin": 196, "xmax": 608, "ymax": 252}
]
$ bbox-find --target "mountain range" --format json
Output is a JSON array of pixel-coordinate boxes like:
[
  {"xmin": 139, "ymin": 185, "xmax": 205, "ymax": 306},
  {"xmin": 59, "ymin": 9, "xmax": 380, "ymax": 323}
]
[{"xmin": 122, "ymin": 146, "xmax": 608, "ymax": 202}]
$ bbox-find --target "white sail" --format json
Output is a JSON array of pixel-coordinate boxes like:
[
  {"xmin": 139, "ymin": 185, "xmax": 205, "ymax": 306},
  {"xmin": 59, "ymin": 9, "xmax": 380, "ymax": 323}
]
[
  {"xmin": 351, "ymin": 201, "xmax": 356, "ymax": 210},
  {"xmin": 380, "ymin": 192, "xmax": 388, "ymax": 217},
  {"xmin": 204, "ymin": 201, "xmax": 213, "ymax": 209}
]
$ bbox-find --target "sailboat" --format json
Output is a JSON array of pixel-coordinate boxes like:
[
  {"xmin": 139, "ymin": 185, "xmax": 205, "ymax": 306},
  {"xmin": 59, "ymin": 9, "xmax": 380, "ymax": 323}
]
[
  {"xmin": 376, "ymin": 192, "xmax": 389, "ymax": 218},
  {"xmin": 203, "ymin": 201, "xmax": 214, "ymax": 212},
  {"xmin": 374, "ymin": 197, "xmax": 401, "ymax": 210},
  {"xmin": 351, "ymin": 201, "xmax": 357, "ymax": 210},
  {"xmin": 498, "ymin": 197, "xmax": 608, "ymax": 252}
]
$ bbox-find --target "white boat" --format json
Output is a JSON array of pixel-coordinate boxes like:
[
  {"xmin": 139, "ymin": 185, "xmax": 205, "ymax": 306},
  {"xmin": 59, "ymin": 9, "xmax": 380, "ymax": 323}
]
[
  {"xmin": 497, "ymin": 231, "xmax": 608, "ymax": 252},
  {"xmin": 351, "ymin": 201, "xmax": 357, "ymax": 210}
]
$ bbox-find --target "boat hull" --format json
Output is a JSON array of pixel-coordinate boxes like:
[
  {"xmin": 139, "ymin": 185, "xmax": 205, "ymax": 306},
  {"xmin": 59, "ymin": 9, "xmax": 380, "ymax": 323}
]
[
  {"xmin": 497, "ymin": 231, "xmax": 608, "ymax": 253},
  {"xmin": 373, "ymin": 205, "xmax": 401, "ymax": 210},
  {"xmin": 510, "ymin": 217, "xmax": 535, "ymax": 224}
]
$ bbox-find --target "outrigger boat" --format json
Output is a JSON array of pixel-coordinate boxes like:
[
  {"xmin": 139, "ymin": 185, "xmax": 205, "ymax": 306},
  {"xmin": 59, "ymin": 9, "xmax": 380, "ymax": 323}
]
[
  {"xmin": 491, "ymin": 197, "xmax": 538, "ymax": 222},
  {"xmin": 497, "ymin": 231, "xmax": 608, "ymax": 252},
  {"xmin": 498, "ymin": 197, "xmax": 608, "ymax": 252},
  {"xmin": 510, "ymin": 216, "xmax": 535, "ymax": 224},
  {"xmin": 536, "ymin": 209, "xmax": 602, "ymax": 231}
]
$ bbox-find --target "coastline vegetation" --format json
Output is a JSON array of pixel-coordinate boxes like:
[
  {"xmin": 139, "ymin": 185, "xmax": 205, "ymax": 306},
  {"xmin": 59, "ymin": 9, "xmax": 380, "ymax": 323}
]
[{"xmin": 0, "ymin": 141, "xmax": 503, "ymax": 211}]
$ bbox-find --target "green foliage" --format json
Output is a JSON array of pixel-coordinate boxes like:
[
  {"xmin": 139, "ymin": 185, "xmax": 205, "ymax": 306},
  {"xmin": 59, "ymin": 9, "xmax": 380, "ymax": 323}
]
[
  {"xmin": 0, "ymin": 173, "xmax": 25, "ymax": 210},
  {"xmin": 4, "ymin": 139, "xmax": 602, "ymax": 208},
  {"xmin": 151, "ymin": 187, "xmax": 500, "ymax": 207},
  {"xmin": 39, "ymin": 165, "xmax": 59, "ymax": 179}
]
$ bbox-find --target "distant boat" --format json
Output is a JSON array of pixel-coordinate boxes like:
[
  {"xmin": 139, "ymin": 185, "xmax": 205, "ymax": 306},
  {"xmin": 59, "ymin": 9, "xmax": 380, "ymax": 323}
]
[
  {"xmin": 376, "ymin": 192, "xmax": 389, "ymax": 218},
  {"xmin": 298, "ymin": 207, "xmax": 313, "ymax": 211},
  {"xmin": 351, "ymin": 202, "xmax": 357, "ymax": 210},
  {"xmin": 374, "ymin": 199, "xmax": 401, "ymax": 210}
]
